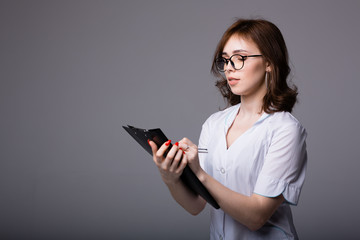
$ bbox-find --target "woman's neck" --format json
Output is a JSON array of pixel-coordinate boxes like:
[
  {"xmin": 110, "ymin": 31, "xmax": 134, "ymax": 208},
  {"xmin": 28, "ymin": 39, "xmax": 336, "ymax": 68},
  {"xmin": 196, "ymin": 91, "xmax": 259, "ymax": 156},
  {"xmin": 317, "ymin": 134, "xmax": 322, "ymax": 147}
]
[{"xmin": 239, "ymin": 89, "xmax": 265, "ymax": 117}]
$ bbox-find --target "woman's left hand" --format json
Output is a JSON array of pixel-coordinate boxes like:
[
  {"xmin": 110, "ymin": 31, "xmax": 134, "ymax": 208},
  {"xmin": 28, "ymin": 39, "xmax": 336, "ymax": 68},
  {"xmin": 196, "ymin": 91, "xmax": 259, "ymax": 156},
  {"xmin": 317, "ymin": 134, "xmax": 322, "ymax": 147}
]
[{"xmin": 179, "ymin": 138, "xmax": 202, "ymax": 176}]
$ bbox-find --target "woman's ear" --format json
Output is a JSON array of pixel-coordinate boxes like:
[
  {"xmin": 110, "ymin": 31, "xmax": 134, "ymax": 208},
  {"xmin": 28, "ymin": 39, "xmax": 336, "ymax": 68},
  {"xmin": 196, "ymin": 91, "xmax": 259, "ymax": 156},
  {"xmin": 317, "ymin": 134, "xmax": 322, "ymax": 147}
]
[{"xmin": 265, "ymin": 61, "xmax": 272, "ymax": 72}]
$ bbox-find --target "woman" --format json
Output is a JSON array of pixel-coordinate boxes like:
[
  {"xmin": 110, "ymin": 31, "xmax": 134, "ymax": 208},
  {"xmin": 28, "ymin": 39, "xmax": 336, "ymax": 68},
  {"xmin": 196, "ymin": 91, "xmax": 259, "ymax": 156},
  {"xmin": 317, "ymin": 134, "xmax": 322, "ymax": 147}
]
[{"xmin": 149, "ymin": 18, "xmax": 307, "ymax": 240}]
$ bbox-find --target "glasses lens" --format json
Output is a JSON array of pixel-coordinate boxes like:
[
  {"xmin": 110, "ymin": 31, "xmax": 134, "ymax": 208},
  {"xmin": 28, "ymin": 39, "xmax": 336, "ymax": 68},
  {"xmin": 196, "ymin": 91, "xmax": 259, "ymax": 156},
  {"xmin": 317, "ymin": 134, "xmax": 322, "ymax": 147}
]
[
  {"xmin": 215, "ymin": 55, "xmax": 244, "ymax": 72},
  {"xmin": 216, "ymin": 58, "xmax": 226, "ymax": 72},
  {"xmin": 231, "ymin": 55, "xmax": 244, "ymax": 70}
]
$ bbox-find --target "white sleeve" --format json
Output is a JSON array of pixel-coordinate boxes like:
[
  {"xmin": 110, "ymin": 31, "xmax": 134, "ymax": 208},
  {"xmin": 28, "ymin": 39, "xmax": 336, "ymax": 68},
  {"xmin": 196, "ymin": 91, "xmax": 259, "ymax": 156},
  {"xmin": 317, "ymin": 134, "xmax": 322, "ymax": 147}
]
[{"xmin": 253, "ymin": 121, "xmax": 307, "ymax": 205}]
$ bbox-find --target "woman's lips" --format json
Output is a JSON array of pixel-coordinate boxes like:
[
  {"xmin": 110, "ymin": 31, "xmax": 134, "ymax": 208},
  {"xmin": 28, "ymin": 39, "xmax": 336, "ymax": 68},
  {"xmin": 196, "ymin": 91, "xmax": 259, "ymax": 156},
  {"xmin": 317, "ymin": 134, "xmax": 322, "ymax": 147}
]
[{"xmin": 228, "ymin": 78, "xmax": 240, "ymax": 86}]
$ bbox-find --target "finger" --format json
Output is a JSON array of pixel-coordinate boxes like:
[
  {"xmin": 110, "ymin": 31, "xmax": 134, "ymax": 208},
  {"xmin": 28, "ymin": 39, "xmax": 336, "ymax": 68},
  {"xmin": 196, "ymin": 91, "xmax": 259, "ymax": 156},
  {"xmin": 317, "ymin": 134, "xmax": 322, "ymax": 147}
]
[
  {"xmin": 179, "ymin": 138, "xmax": 196, "ymax": 151},
  {"xmin": 155, "ymin": 140, "xmax": 172, "ymax": 163},
  {"xmin": 169, "ymin": 148, "xmax": 184, "ymax": 172},
  {"xmin": 179, "ymin": 137, "xmax": 189, "ymax": 147},
  {"xmin": 162, "ymin": 142, "xmax": 180, "ymax": 169},
  {"xmin": 175, "ymin": 153, "xmax": 188, "ymax": 174},
  {"xmin": 179, "ymin": 141, "xmax": 191, "ymax": 153},
  {"xmin": 148, "ymin": 140, "xmax": 158, "ymax": 156},
  {"xmin": 148, "ymin": 140, "xmax": 163, "ymax": 165},
  {"xmin": 179, "ymin": 143, "xmax": 189, "ymax": 152}
]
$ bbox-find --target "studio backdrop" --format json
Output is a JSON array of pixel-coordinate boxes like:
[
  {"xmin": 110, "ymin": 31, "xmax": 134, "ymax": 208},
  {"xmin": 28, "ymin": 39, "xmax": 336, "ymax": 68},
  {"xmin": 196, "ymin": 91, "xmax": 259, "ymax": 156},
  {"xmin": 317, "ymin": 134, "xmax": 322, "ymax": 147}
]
[{"xmin": 1, "ymin": 0, "xmax": 360, "ymax": 239}]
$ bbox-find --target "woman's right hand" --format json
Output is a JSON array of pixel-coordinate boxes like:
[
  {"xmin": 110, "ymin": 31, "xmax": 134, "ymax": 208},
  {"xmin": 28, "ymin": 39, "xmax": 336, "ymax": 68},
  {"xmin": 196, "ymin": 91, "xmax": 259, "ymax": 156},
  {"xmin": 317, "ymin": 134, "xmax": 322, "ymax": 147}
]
[{"xmin": 148, "ymin": 140, "xmax": 188, "ymax": 186}]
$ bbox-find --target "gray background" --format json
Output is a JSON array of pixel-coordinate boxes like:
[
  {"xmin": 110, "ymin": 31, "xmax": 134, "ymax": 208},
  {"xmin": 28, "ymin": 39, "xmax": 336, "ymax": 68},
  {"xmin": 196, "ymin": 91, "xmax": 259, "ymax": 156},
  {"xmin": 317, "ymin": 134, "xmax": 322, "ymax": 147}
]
[{"xmin": 1, "ymin": 0, "xmax": 360, "ymax": 239}]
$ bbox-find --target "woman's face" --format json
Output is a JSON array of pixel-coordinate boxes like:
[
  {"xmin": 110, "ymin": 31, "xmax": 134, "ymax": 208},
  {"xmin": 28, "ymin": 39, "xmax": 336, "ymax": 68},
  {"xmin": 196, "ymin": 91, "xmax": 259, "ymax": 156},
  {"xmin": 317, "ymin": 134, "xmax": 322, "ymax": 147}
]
[{"xmin": 222, "ymin": 35, "xmax": 269, "ymax": 97}]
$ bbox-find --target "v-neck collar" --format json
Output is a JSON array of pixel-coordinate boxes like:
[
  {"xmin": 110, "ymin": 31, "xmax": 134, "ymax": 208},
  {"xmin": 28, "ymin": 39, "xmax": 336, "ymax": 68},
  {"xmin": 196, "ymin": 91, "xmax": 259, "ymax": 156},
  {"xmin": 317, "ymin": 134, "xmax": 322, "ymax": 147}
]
[{"xmin": 223, "ymin": 103, "xmax": 270, "ymax": 150}]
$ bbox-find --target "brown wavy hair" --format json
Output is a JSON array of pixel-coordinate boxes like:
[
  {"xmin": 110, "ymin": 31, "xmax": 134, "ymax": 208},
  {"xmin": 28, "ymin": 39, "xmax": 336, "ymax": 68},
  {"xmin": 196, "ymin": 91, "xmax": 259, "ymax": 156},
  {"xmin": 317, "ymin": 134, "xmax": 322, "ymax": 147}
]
[{"xmin": 211, "ymin": 18, "xmax": 298, "ymax": 113}]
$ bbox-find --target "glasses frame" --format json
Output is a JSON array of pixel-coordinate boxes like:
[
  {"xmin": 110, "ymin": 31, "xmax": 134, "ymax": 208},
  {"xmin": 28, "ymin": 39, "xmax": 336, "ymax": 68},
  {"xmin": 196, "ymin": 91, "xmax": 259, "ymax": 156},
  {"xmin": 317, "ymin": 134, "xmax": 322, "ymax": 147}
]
[{"xmin": 216, "ymin": 54, "xmax": 263, "ymax": 72}]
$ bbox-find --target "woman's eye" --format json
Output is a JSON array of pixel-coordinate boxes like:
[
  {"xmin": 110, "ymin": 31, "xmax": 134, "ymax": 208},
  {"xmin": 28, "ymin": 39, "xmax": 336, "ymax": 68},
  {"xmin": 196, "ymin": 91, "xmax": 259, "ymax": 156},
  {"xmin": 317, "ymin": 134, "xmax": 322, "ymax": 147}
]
[{"xmin": 234, "ymin": 56, "xmax": 243, "ymax": 62}]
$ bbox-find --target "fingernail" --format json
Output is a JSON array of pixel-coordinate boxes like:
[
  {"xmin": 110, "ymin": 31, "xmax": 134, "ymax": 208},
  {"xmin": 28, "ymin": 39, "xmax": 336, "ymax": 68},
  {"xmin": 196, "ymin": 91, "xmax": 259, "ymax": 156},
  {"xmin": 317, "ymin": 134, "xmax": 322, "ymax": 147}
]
[
  {"xmin": 165, "ymin": 140, "xmax": 171, "ymax": 146},
  {"xmin": 174, "ymin": 142, "xmax": 179, "ymax": 146},
  {"xmin": 183, "ymin": 151, "xmax": 185, "ymax": 154},
  {"xmin": 179, "ymin": 147, "xmax": 183, "ymax": 150},
  {"xmin": 147, "ymin": 139, "xmax": 151, "ymax": 146}
]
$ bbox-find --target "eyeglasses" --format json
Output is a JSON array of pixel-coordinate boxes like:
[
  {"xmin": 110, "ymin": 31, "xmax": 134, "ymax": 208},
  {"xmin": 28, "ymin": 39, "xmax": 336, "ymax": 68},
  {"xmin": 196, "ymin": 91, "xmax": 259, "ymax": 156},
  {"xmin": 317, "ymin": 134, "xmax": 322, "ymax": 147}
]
[{"xmin": 215, "ymin": 54, "xmax": 263, "ymax": 72}]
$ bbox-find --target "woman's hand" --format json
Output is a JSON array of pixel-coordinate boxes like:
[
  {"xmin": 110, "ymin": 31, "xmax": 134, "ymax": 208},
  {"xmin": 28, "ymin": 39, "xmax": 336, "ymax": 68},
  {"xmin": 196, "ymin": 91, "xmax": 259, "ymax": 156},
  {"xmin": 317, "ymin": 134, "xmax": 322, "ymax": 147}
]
[
  {"xmin": 148, "ymin": 140, "xmax": 187, "ymax": 186},
  {"xmin": 178, "ymin": 138, "xmax": 203, "ymax": 177},
  {"xmin": 148, "ymin": 139, "xmax": 207, "ymax": 215}
]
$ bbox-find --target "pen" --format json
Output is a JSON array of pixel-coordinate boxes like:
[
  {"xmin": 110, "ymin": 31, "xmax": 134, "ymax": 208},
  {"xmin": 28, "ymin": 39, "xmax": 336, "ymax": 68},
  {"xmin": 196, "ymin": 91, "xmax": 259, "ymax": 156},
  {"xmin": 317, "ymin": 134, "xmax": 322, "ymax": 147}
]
[{"xmin": 198, "ymin": 148, "xmax": 208, "ymax": 153}]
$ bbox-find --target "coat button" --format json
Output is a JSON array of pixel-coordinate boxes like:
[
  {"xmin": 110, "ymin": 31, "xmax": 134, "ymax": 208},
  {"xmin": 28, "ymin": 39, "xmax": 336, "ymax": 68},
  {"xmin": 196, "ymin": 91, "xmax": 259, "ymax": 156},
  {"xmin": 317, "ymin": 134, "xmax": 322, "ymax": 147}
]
[{"xmin": 220, "ymin": 168, "xmax": 225, "ymax": 174}]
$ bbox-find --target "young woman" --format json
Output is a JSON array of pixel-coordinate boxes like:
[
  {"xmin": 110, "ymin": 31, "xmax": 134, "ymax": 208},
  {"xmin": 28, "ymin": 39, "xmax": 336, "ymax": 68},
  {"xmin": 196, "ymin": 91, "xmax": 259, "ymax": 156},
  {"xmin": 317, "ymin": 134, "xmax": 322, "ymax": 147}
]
[{"xmin": 149, "ymin": 18, "xmax": 307, "ymax": 240}]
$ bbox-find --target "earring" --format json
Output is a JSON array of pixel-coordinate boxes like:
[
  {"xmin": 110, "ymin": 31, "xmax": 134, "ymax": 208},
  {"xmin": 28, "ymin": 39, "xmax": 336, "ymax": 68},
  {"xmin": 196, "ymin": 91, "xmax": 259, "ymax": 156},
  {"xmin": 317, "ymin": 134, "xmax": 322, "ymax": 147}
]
[{"xmin": 265, "ymin": 71, "xmax": 268, "ymax": 89}]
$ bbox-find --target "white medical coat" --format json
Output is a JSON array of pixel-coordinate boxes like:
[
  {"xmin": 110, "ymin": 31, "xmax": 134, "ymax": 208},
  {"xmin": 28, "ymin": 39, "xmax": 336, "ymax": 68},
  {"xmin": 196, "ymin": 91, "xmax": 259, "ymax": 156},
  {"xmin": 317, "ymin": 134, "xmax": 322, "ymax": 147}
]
[{"xmin": 198, "ymin": 103, "xmax": 307, "ymax": 240}]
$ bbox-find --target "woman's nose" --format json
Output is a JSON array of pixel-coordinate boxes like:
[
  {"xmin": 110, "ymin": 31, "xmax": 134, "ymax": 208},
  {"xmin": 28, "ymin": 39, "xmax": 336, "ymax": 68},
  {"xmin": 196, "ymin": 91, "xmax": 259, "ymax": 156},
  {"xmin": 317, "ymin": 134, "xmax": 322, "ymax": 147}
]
[{"xmin": 225, "ymin": 61, "xmax": 235, "ymax": 72}]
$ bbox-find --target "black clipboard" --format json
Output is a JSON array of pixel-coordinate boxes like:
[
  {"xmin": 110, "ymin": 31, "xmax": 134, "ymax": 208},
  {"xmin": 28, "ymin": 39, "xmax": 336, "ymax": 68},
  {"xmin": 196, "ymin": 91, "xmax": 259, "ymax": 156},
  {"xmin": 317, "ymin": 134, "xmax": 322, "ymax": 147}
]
[{"xmin": 123, "ymin": 125, "xmax": 220, "ymax": 209}]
